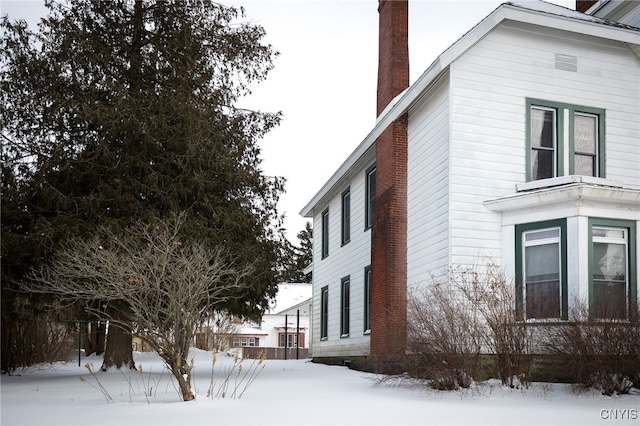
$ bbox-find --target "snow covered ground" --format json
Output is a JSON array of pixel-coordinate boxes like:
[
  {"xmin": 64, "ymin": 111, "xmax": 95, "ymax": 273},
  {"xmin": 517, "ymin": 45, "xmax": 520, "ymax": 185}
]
[{"xmin": 1, "ymin": 348, "xmax": 638, "ymax": 426}]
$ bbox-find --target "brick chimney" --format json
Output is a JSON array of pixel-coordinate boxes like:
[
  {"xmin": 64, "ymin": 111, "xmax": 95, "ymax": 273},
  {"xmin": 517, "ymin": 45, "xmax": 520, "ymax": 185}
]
[
  {"xmin": 576, "ymin": 1, "xmax": 597, "ymax": 13},
  {"xmin": 376, "ymin": 0, "xmax": 409, "ymax": 116},
  {"xmin": 370, "ymin": 0, "xmax": 409, "ymax": 361}
]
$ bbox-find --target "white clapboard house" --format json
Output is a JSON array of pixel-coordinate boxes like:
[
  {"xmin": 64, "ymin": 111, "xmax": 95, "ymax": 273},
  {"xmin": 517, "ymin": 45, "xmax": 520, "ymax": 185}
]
[{"xmin": 300, "ymin": 0, "xmax": 640, "ymax": 363}]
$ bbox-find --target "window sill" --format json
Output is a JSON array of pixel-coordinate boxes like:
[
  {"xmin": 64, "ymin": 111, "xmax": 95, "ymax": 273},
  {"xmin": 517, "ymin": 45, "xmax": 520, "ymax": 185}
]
[
  {"xmin": 485, "ymin": 177, "xmax": 639, "ymax": 213},
  {"xmin": 363, "ymin": 329, "xmax": 371, "ymax": 335},
  {"xmin": 516, "ymin": 175, "xmax": 622, "ymax": 193},
  {"xmin": 520, "ymin": 318, "xmax": 568, "ymax": 326},
  {"xmin": 340, "ymin": 334, "xmax": 349, "ymax": 338}
]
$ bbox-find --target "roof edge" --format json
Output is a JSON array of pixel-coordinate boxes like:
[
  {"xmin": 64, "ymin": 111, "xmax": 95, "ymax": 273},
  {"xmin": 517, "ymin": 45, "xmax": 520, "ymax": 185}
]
[{"xmin": 299, "ymin": 1, "xmax": 640, "ymax": 218}]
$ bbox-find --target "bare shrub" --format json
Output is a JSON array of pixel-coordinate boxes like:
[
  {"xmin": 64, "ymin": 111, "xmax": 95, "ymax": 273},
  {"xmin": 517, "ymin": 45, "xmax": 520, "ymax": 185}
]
[
  {"xmin": 407, "ymin": 279, "xmax": 482, "ymax": 390},
  {"xmin": 455, "ymin": 262, "xmax": 533, "ymax": 388},
  {"xmin": 541, "ymin": 301, "xmax": 640, "ymax": 395},
  {"xmin": 407, "ymin": 262, "xmax": 532, "ymax": 390}
]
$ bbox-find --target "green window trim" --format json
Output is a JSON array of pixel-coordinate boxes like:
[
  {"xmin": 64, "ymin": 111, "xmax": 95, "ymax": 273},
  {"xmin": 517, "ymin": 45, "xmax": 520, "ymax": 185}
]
[
  {"xmin": 568, "ymin": 106, "xmax": 605, "ymax": 177},
  {"xmin": 365, "ymin": 164, "xmax": 376, "ymax": 231},
  {"xmin": 321, "ymin": 208, "xmax": 329, "ymax": 259},
  {"xmin": 587, "ymin": 218, "xmax": 637, "ymax": 322},
  {"xmin": 364, "ymin": 265, "xmax": 372, "ymax": 334},
  {"xmin": 340, "ymin": 276, "xmax": 350, "ymax": 337},
  {"xmin": 526, "ymin": 98, "xmax": 605, "ymax": 182},
  {"xmin": 320, "ymin": 286, "xmax": 329, "ymax": 340},
  {"xmin": 341, "ymin": 187, "xmax": 351, "ymax": 246},
  {"xmin": 515, "ymin": 218, "xmax": 568, "ymax": 321}
]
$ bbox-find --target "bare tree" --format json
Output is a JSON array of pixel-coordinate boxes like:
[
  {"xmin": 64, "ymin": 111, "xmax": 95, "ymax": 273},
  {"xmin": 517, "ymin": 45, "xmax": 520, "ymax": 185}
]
[{"xmin": 22, "ymin": 213, "xmax": 251, "ymax": 402}]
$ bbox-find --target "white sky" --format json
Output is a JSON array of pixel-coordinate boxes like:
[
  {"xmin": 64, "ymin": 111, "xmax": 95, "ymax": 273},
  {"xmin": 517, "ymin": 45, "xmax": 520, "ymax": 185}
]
[{"xmin": 1, "ymin": 0, "xmax": 577, "ymax": 242}]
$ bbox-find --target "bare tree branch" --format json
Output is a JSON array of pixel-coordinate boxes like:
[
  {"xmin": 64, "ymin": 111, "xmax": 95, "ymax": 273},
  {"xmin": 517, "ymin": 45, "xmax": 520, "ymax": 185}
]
[{"xmin": 22, "ymin": 212, "xmax": 252, "ymax": 401}]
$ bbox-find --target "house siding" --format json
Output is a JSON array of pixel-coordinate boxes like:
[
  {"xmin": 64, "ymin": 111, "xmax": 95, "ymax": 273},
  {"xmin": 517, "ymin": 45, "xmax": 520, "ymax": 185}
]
[
  {"xmin": 442, "ymin": 22, "xmax": 640, "ymax": 268},
  {"xmin": 407, "ymin": 74, "xmax": 451, "ymax": 286},
  {"xmin": 307, "ymin": 5, "xmax": 640, "ymax": 360},
  {"xmin": 311, "ymin": 150, "xmax": 374, "ymax": 358}
]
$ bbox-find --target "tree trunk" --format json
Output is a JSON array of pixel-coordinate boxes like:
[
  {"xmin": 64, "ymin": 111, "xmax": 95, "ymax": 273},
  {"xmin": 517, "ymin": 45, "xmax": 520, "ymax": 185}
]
[
  {"xmin": 101, "ymin": 321, "xmax": 135, "ymax": 371},
  {"xmin": 83, "ymin": 321, "xmax": 105, "ymax": 356},
  {"xmin": 170, "ymin": 362, "xmax": 195, "ymax": 401}
]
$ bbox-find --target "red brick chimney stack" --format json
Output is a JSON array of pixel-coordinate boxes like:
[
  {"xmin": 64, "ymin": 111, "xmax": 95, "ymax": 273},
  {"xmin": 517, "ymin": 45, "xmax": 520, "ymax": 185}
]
[
  {"xmin": 576, "ymin": 1, "xmax": 597, "ymax": 13},
  {"xmin": 376, "ymin": 0, "xmax": 409, "ymax": 116},
  {"xmin": 370, "ymin": 0, "xmax": 409, "ymax": 361}
]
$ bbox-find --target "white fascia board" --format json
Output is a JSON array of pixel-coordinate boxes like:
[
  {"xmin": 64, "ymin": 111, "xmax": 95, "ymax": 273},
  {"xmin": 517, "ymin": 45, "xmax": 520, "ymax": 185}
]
[
  {"xmin": 299, "ymin": 140, "xmax": 375, "ymax": 217},
  {"xmin": 484, "ymin": 184, "xmax": 640, "ymax": 212},
  {"xmin": 586, "ymin": 0, "xmax": 611, "ymax": 15},
  {"xmin": 299, "ymin": 3, "xmax": 640, "ymax": 219}
]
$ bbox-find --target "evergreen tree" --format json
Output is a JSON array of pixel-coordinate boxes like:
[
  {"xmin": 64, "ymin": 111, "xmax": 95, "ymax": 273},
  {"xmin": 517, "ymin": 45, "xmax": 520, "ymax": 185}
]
[
  {"xmin": 1, "ymin": 0, "xmax": 284, "ymax": 371},
  {"xmin": 280, "ymin": 222, "xmax": 313, "ymax": 283}
]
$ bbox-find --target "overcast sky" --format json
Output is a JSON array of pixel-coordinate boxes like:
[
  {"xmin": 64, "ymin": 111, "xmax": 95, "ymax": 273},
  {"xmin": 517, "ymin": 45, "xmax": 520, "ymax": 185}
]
[{"xmin": 2, "ymin": 0, "xmax": 576, "ymax": 242}]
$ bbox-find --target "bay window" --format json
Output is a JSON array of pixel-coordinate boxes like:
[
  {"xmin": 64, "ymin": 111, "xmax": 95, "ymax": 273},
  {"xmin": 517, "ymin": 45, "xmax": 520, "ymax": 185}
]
[{"xmin": 589, "ymin": 219, "xmax": 637, "ymax": 321}]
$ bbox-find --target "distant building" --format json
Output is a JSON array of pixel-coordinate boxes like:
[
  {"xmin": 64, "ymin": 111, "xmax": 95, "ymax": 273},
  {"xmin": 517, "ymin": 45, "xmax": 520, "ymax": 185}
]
[{"xmin": 196, "ymin": 283, "xmax": 312, "ymax": 359}]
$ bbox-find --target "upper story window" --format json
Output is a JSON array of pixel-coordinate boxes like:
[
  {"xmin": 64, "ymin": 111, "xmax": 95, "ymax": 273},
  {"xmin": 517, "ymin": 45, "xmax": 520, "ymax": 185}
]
[
  {"xmin": 365, "ymin": 165, "xmax": 376, "ymax": 230},
  {"xmin": 321, "ymin": 208, "xmax": 329, "ymax": 259},
  {"xmin": 527, "ymin": 99, "xmax": 605, "ymax": 182},
  {"xmin": 530, "ymin": 106, "xmax": 557, "ymax": 180},
  {"xmin": 341, "ymin": 188, "xmax": 351, "ymax": 246}
]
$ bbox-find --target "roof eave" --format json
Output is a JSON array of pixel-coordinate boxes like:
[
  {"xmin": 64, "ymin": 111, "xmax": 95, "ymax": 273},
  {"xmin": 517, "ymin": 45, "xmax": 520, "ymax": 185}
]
[{"xmin": 299, "ymin": 3, "xmax": 640, "ymax": 218}]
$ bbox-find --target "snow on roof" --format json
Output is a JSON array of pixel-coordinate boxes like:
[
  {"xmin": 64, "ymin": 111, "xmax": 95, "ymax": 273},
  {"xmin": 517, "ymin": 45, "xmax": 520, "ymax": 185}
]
[{"xmin": 268, "ymin": 283, "xmax": 312, "ymax": 315}]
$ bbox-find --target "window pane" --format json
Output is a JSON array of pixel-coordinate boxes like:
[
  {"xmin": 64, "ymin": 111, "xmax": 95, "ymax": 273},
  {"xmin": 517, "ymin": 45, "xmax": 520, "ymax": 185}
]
[
  {"xmin": 574, "ymin": 113, "xmax": 596, "ymax": 154},
  {"xmin": 321, "ymin": 288, "xmax": 329, "ymax": 338},
  {"xmin": 342, "ymin": 191, "xmax": 350, "ymax": 244},
  {"xmin": 341, "ymin": 279, "xmax": 350, "ymax": 335},
  {"xmin": 526, "ymin": 280, "xmax": 560, "ymax": 319},
  {"xmin": 525, "ymin": 228, "xmax": 559, "ymax": 242},
  {"xmin": 364, "ymin": 268, "xmax": 371, "ymax": 332},
  {"xmin": 594, "ymin": 282, "xmax": 626, "ymax": 319},
  {"xmin": 593, "ymin": 233, "xmax": 628, "ymax": 320},
  {"xmin": 532, "ymin": 149, "xmax": 554, "ymax": 180},
  {"xmin": 525, "ymin": 242, "xmax": 560, "ymax": 319},
  {"xmin": 593, "ymin": 242, "xmax": 626, "ymax": 282},
  {"xmin": 525, "ymin": 243, "xmax": 560, "ymax": 281},
  {"xmin": 366, "ymin": 168, "xmax": 376, "ymax": 228},
  {"xmin": 322, "ymin": 210, "xmax": 329, "ymax": 257},
  {"xmin": 531, "ymin": 108, "xmax": 555, "ymax": 148},
  {"xmin": 594, "ymin": 228, "xmax": 625, "ymax": 239},
  {"xmin": 575, "ymin": 153, "xmax": 595, "ymax": 176}
]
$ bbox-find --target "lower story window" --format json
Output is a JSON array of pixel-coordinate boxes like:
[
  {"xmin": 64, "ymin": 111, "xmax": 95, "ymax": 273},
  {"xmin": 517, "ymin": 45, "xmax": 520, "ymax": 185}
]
[
  {"xmin": 590, "ymin": 219, "xmax": 636, "ymax": 320},
  {"xmin": 233, "ymin": 337, "xmax": 258, "ymax": 347},
  {"xmin": 516, "ymin": 219, "xmax": 567, "ymax": 320},
  {"xmin": 278, "ymin": 333, "xmax": 305, "ymax": 348},
  {"xmin": 320, "ymin": 286, "xmax": 329, "ymax": 339}
]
